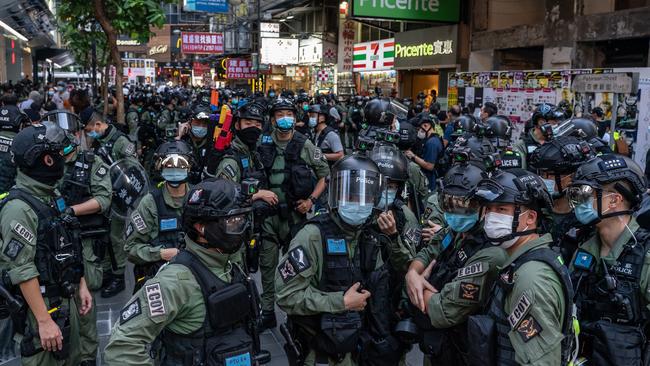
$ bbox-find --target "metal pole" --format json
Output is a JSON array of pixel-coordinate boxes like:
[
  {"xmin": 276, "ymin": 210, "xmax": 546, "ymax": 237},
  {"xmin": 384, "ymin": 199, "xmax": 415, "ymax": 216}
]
[{"xmin": 91, "ymin": 38, "xmax": 98, "ymax": 97}]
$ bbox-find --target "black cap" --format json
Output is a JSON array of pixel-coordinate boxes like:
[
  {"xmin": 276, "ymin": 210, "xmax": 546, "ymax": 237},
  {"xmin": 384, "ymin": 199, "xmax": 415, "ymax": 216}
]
[{"xmin": 79, "ymin": 106, "xmax": 96, "ymax": 126}]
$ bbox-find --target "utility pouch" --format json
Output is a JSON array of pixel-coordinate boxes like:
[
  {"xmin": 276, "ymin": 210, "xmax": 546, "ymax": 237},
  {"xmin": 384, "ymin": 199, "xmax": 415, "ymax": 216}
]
[
  {"xmin": 582, "ymin": 320, "xmax": 644, "ymax": 366},
  {"xmin": 317, "ymin": 312, "xmax": 362, "ymax": 355},
  {"xmin": 290, "ymin": 164, "xmax": 315, "ymax": 200},
  {"xmin": 208, "ymin": 283, "xmax": 251, "ymax": 330},
  {"xmin": 466, "ymin": 315, "xmax": 496, "ymax": 366},
  {"xmin": 206, "ymin": 327, "xmax": 254, "ymax": 366}
]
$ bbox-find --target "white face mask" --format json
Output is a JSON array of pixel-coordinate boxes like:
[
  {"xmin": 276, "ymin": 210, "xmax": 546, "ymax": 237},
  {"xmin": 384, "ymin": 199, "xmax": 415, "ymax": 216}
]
[{"xmin": 483, "ymin": 210, "xmax": 529, "ymax": 249}]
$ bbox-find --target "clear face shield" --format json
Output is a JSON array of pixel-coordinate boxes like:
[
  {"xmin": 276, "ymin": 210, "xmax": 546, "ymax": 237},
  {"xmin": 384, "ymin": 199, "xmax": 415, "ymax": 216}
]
[
  {"xmin": 439, "ymin": 193, "xmax": 481, "ymax": 215},
  {"xmin": 328, "ymin": 169, "xmax": 382, "ymax": 210}
]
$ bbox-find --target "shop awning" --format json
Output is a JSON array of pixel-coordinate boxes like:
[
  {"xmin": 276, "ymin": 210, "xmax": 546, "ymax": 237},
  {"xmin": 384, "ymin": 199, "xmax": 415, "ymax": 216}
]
[{"xmin": 34, "ymin": 47, "xmax": 75, "ymax": 68}]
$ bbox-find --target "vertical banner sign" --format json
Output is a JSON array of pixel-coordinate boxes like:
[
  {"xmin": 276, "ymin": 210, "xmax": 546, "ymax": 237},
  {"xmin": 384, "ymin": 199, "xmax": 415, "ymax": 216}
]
[
  {"xmin": 353, "ymin": 38, "xmax": 394, "ymax": 72},
  {"xmin": 181, "ymin": 32, "xmax": 224, "ymax": 54},
  {"xmin": 337, "ymin": 19, "xmax": 356, "ymax": 73}
]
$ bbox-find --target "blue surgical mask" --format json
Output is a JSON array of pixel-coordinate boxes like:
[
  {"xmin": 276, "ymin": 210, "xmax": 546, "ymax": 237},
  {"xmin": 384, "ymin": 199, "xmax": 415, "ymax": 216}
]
[
  {"xmin": 87, "ymin": 130, "xmax": 101, "ymax": 139},
  {"xmin": 444, "ymin": 212, "xmax": 479, "ymax": 233},
  {"xmin": 338, "ymin": 202, "xmax": 373, "ymax": 226},
  {"xmin": 47, "ymin": 90, "xmax": 54, "ymax": 96},
  {"xmin": 276, "ymin": 116, "xmax": 295, "ymax": 131},
  {"xmin": 377, "ymin": 189, "xmax": 397, "ymax": 210},
  {"xmin": 269, "ymin": 92, "xmax": 275, "ymax": 98},
  {"xmin": 574, "ymin": 198, "xmax": 599, "ymax": 225},
  {"xmin": 542, "ymin": 178, "xmax": 556, "ymax": 195},
  {"xmin": 161, "ymin": 168, "xmax": 188, "ymax": 183},
  {"xmin": 308, "ymin": 117, "xmax": 318, "ymax": 128},
  {"xmin": 191, "ymin": 126, "xmax": 208, "ymax": 138}
]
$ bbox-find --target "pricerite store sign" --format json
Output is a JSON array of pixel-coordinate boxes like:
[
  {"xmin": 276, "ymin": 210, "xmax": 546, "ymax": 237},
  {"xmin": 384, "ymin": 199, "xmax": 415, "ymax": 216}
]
[
  {"xmin": 352, "ymin": 0, "xmax": 459, "ymax": 22},
  {"xmin": 393, "ymin": 25, "xmax": 457, "ymax": 69}
]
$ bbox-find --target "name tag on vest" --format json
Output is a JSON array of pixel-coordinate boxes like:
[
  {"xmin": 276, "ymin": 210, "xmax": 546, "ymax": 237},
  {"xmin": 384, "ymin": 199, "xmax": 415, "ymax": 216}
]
[
  {"xmin": 159, "ymin": 218, "xmax": 178, "ymax": 232},
  {"xmin": 326, "ymin": 239, "xmax": 347, "ymax": 255}
]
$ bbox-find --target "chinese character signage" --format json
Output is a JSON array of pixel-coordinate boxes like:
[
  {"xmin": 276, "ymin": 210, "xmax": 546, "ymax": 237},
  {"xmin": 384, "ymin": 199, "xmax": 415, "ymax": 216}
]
[
  {"xmin": 226, "ymin": 58, "xmax": 256, "ymax": 79},
  {"xmin": 337, "ymin": 19, "xmax": 356, "ymax": 73},
  {"xmin": 353, "ymin": 38, "xmax": 394, "ymax": 72},
  {"xmin": 351, "ymin": 0, "xmax": 459, "ymax": 22},
  {"xmin": 394, "ymin": 25, "xmax": 457, "ymax": 69},
  {"xmin": 181, "ymin": 32, "xmax": 224, "ymax": 54},
  {"xmin": 184, "ymin": 0, "xmax": 228, "ymax": 13}
]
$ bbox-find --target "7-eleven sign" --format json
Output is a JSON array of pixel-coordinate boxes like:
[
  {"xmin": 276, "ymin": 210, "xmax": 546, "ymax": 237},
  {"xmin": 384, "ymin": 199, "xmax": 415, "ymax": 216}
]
[{"xmin": 353, "ymin": 38, "xmax": 394, "ymax": 72}]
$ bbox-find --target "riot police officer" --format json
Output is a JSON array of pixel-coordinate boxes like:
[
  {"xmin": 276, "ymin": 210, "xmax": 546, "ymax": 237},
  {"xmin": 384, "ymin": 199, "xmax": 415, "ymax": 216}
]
[
  {"xmin": 180, "ymin": 105, "xmax": 211, "ymax": 184},
  {"xmin": 405, "ymin": 161, "xmax": 507, "ymax": 366},
  {"xmin": 345, "ymin": 96, "xmax": 364, "ymax": 150},
  {"xmin": 529, "ymin": 135, "xmax": 595, "ymax": 262},
  {"xmin": 257, "ymin": 98, "xmax": 330, "ymax": 330},
  {"xmin": 276, "ymin": 155, "xmax": 382, "ymax": 366},
  {"xmin": 514, "ymin": 103, "xmax": 553, "ymax": 169},
  {"xmin": 157, "ymin": 94, "xmax": 179, "ymax": 141},
  {"xmin": 55, "ymin": 116, "xmax": 112, "ymax": 365},
  {"xmin": 125, "ymin": 94, "xmax": 143, "ymax": 142},
  {"xmin": 0, "ymin": 124, "xmax": 92, "ymax": 366},
  {"xmin": 81, "ymin": 106, "xmax": 138, "ymax": 298},
  {"xmin": 467, "ymin": 168, "xmax": 574, "ymax": 365},
  {"xmin": 124, "ymin": 141, "xmax": 193, "ymax": 293},
  {"xmin": 484, "ymin": 115, "xmax": 524, "ymax": 170},
  {"xmin": 105, "ymin": 179, "xmax": 265, "ymax": 365},
  {"xmin": 309, "ymin": 104, "xmax": 345, "ymax": 165},
  {"xmin": 0, "ymin": 103, "xmax": 28, "ymax": 192},
  {"xmin": 567, "ymin": 154, "xmax": 649, "ymax": 365}
]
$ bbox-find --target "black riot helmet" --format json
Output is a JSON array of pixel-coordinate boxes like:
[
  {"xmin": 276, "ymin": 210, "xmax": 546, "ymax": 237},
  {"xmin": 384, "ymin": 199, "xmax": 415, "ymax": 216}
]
[
  {"xmin": 328, "ymin": 155, "xmax": 382, "ymax": 219},
  {"xmin": 192, "ymin": 104, "xmax": 212, "ymax": 121},
  {"xmin": 452, "ymin": 115, "xmax": 478, "ymax": 137},
  {"xmin": 183, "ymin": 179, "xmax": 255, "ymax": 254},
  {"xmin": 552, "ymin": 118, "xmax": 598, "ymax": 141},
  {"xmin": 397, "ymin": 121, "xmax": 417, "ymax": 150},
  {"xmin": 154, "ymin": 140, "xmax": 194, "ymax": 172},
  {"xmin": 0, "ymin": 104, "xmax": 29, "ymax": 132},
  {"xmin": 308, "ymin": 103, "xmax": 329, "ymax": 117},
  {"xmin": 439, "ymin": 162, "xmax": 485, "ymax": 216},
  {"xmin": 370, "ymin": 142, "xmax": 408, "ymax": 183},
  {"xmin": 448, "ymin": 135, "xmax": 497, "ymax": 166},
  {"xmin": 12, "ymin": 124, "xmax": 65, "ymax": 170},
  {"xmin": 568, "ymin": 154, "xmax": 647, "ymax": 223},
  {"xmin": 529, "ymin": 136, "xmax": 595, "ymax": 198},
  {"xmin": 42, "ymin": 121, "xmax": 76, "ymax": 156},
  {"xmin": 364, "ymin": 98, "xmax": 394, "ymax": 127},
  {"xmin": 484, "ymin": 115, "xmax": 512, "ymax": 148},
  {"xmin": 474, "ymin": 168, "xmax": 553, "ymax": 244},
  {"xmin": 235, "ymin": 102, "xmax": 265, "ymax": 123},
  {"xmin": 269, "ymin": 97, "xmax": 297, "ymax": 116}
]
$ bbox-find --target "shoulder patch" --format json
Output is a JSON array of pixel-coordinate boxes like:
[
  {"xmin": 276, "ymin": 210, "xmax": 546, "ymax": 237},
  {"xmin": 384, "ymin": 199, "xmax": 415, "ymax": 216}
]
[
  {"xmin": 124, "ymin": 143, "xmax": 136, "ymax": 157},
  {"xmin": 458, "ymin": 282, "xmax": 480, "ymax": 301},
  {"xmin": 3, "ymin": 239, "xmax": 24, "ymax": 260},
  {"xmin": 224, "ymin": 164, "xmax": 237, "ymax": 179},
  {"xmin": 313, "ymin": 147, "xmax": 323, "ymax": 161},
  {"xmin": 125, "ymin": 223, "xmax": 134, "ymax": 239},
  {"xmin": 508, "ymin": 293, "xmax": 532, "ymax": 329},
  {"xmin": 456, "ymin": 262, "xmax": 484, "ymax": 279},
  {"xmin": 404, "ymin": 227, "xmax": 422, "ymax": 244},
  {"xmin": 145, "ymin": 283, "xmax": 166, "ymax": 317},
  {"xmin": 120, "ymin": 298, "xmax": 142, "ymax": 325},
  {"xmin": 516, "ymin": 314, "xmax": 542, "ymax": 343},
  {"xmin": 95, "ymin": 166, "xmax": 108, "ymax": 178},
  {"xmin": 131, "ymin": 212, "xmax": 147, "ymax": 233},
  {"xmin": 12, "ymin": 222, "xmax": 35, "ymax": 244},
  {"xmin": 423, "ymin": 207, "xmax": 433, "ymax": 220},
  {"xmin": 278, "ymin": 246, "xmax": 311, "ymax": 283}
]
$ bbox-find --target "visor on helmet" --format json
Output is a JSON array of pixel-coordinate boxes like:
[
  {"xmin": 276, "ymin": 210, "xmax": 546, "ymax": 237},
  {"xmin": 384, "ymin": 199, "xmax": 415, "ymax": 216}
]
[
  {"xmin": 328, "ymin": 169, "xmax": 382, "ymax": 209},
  {"xmin": 439, "ymin": 193, "xmax": 481, "ymax": 215}
]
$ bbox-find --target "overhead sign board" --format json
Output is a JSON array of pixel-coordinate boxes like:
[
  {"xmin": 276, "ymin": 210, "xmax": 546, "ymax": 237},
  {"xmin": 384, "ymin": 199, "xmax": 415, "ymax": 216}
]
[
  {"xmin": 226, "ymin": 58, "xmax": 256, "ymax": 79},
  {"xmin": 352, "ymin": 0, "xmax": 459, "ymax": 22},
  {"xmin": 393, "ymin": 25, "xmax": 457, "ymax": 69},
  {"xmin": 261, "ymin": 38, "xmax": 299, "ymax": 65},
  {"xmin": 260, "ymin": 22, "xmax": 280, "ymax": 38},
  {"xmin": 181, "ymin": 32, "xmax": 224, "ymax": 54},
  {"xmin": 183, "ymin": 0, "xmax": 228, "ymax": 13},
  {"xmin": 353, "ymin": 38, "xmax": 394, "ymax": 71},
  {"xmin": 571, "ymin": 73, "xmax": 636, "ymax": 93}
]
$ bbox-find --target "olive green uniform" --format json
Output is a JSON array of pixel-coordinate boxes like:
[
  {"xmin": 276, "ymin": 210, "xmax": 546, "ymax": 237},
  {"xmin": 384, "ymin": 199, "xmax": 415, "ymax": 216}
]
[
  {"xmin": 157, "ymin": 107, "xmax": 177, "ymax": 135},
  {"xmin": 0, "ymin": 172, "xmax": 81, "ymax": 366},
  {"xmin": 104, "ymin": 237, "xmax": 244, "ymax": 365},
  {"xmin": 213, "ymin": 138, "xmax": 255, "ymax": 183},
  {"xmin": 260, "ymin": 130, "xmax": 330, "ymax": 313},
  {"xmin": 97, "ymin": 126, "xmax": 137, "ymax": 279},
  {"xmin": 60, "ymin": 152, "xmax": 112, "ymax": 362},
  {"xmin": 499, "ymin": 234, "xmax": 566, "ymax": 365},
  {"xmin": 406, "ymin": 161, "xmax": 429, "ymax": 206},
  {"xmin": 275, "ymin": 214, "xmax": 378, "ymax": 365},
  {"xmin": 373, "ymin": 203, "xmax": 420, "ymax": 273},
  {"xmin": 420, "ymin": 191, "xmax": 445, "ymax": 231},
  {"xmin": 125, "ymin": 105, "xmax": 140, "ymax": 143}
]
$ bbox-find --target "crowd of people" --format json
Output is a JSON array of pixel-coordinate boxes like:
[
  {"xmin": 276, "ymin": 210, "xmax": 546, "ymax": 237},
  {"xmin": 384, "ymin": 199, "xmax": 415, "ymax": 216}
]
[{"xmin": 0, "ymin": 81, "xmax": 648, "ymax": 366}]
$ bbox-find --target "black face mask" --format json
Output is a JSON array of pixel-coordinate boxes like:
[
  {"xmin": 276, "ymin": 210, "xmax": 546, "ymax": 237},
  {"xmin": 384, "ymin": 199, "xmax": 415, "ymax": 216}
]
[
  {"xmin": 25, "ymin": 153, "xmax": 65, "ymax": 186},
  {"xmin": 236, "ymin": 126, "xmax": 262, "ymax": 148},
  {"xmin": 203, "ymin": 220, "xmax": 249, "ymax": 254}
]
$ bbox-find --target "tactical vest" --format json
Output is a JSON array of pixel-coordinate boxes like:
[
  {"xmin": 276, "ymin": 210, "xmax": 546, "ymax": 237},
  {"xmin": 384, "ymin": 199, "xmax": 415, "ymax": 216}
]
[
  {"xmin": 315, "ymin": 126, "xmax": 337, "ymax": 154},
  {"xmin": 571, "ymin": 229, "xmax": 650, "ymax": 364},
  {"xmin": 60, "ymin": 151, "xmax": 107, "ymax": 231},
  {"xmin": 184, "ymin": 136, "xmax": 208, "ymax": 185},
  {"xmin": 0, "ymin": 189, "xmax": 83, "ymax": 299},
  {"xmin": 223, "ymin": 147, "xmax": 268, "ymax": 189},
  {"xmin": 258, "ymin": 132, "xmax": 315, "ymax": 204},
  {"xmin": 95, "ymin": 127, "xmax": 127, "ymax": 165},
  {"xmin": 160, "ymin": 250, "xmax": 254, "ymax": 366},
  {"xmin": 0, "ymin": 133, "xmax": 16, "ymax": 193},
  {"xmin": 522, "ymin": 135, "xmax": 541, "ymax": 167},
  {"xmin": 150, "ymin": 187, "xmax": 183, "ymax": 249},
  {"xmin": 487, "ymin": 247, "xmax": 574, "ymax": 366},
  {"xmin": 499, "ymin": 150, "xmax": 523, "ymax": 170}
]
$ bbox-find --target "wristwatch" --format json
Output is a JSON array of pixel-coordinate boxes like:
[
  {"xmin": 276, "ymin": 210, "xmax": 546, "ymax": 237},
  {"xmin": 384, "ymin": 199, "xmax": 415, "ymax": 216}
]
[{"xmin": 309, "ymin": 195, "xmax": 317, "ymax": 204}]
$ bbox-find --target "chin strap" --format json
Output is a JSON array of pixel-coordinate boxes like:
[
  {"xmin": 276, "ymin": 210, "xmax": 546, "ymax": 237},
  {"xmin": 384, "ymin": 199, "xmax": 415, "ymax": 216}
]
[{"xmin": 594, "ymin": 188, "xmax": 633, "ymax": 222}]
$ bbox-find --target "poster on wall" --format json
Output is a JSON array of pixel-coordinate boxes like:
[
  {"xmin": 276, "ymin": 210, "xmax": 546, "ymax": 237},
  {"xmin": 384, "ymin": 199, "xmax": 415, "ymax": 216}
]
[{"xmin": 261, "ymin": 38, "xmax": 299, "ymax": 65}]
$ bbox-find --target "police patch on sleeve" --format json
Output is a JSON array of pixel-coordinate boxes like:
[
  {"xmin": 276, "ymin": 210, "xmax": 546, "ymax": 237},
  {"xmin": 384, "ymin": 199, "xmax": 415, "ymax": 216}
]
[
  {"xmin": 516, "ymin": 314, "xmax": 542, "ymax": 343},
  {"xmin": 508, "ymin": 293, "xmax": 532, "ymax": 329},
  {"xmin": 3, "ymin": 239, "xmax": 24, "ymax": 260},
  {"xmin": 95, "ymin": 166, "xmax": 108, "ymax": 178},
  {"xmin": 120, "ymin": 298, "xmax": 141, "ymax": 325},
  {"xmin": 124, "ymin": 143, "xmax": 136, "ymax": 157},
  {"xmin": 456, "ymin": 262, "xmax": 484, "ymax": 279},
  {"xmin": 145, "ymin": 283, "xmax": 166, "ymax": 317},
  {"xmin": 131, "ymin": 212, "xmax": 147, "ymax": 233},
  {"xmin": 405, "ymin": 227, "xmax": 422, "ymax": 244},
  {"xmin": 278, "ymin": 246, "xmax": 311, "ymax": 283},
  {"xmin": 313, "ymin": 148, "xmax": 323, "ymax": 161},
  {"xmin": 12, "ymin": 222, "xmax": 35, "ymax": 244},
  {"xmin": 458, "ymin": 282, "xmax": 480, "ymax": 301},
  {"xmin": 224, "ymin": 164, "xmax": 237, "ymax": 179},
  {"xmin": 125, "ymin": 223, "xmax": 134, "ymax": 239}
]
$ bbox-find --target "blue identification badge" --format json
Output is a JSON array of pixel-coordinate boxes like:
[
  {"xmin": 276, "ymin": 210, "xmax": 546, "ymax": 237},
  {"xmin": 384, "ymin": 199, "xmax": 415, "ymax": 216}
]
[
  {"xmin": 326, "ymin": 239, "xmax": 347, "ymax": 255},
  {"xmin": 55, "ymin": 197, "xmax": 66, "ymax": 213},
  {"xmin": 441, "ymin": 233, "xmax": 453, "ymax": 251},
  {"xmin": 261, "ymin": 135, "xmax": 273, "ymax": 144},
  {"xmin": 225, "ymin": 352, "xmax": 251, "ymax": 366},
  {"xmin": 241, "ymin": 158, "xmax": 250, "ymax": 169},
  {"xmin": 573, "ymin": 250, "xmax": 594, "ymax": 270},
  {"xmin": 159, "ymin": 218, "xmax": 178, "ymax": 232}
]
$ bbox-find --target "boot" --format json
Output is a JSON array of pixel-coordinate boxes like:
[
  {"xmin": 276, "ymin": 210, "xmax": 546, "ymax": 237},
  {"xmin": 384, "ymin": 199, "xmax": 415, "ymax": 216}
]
[
  {"xmin": 260, "ymin": 310, "xmax": 276, "ymax": 331},
  {"xmin": 101, "ymin": 274, "xmax": 125, "ymax": 298},
  {"xmin": 101, "ymin": 273, "xmax": 112, "ymax": 289}
]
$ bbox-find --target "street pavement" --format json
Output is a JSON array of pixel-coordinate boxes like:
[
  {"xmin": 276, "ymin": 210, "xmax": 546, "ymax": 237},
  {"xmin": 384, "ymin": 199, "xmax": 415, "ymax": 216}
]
[{"xmin": 1, "ymin": 264, "xmax": 424, "ymax": 365}]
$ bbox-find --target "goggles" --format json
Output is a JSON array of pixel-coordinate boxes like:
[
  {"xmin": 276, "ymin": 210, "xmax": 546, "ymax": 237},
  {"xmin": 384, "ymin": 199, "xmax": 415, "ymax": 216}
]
[
  {"xmin": 566, "ymin": 184, "xmax": 596, "ymax": 208},
  {"xmin": 439, "ymin": 193, "xmax": 480, "ymax": 215}
]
